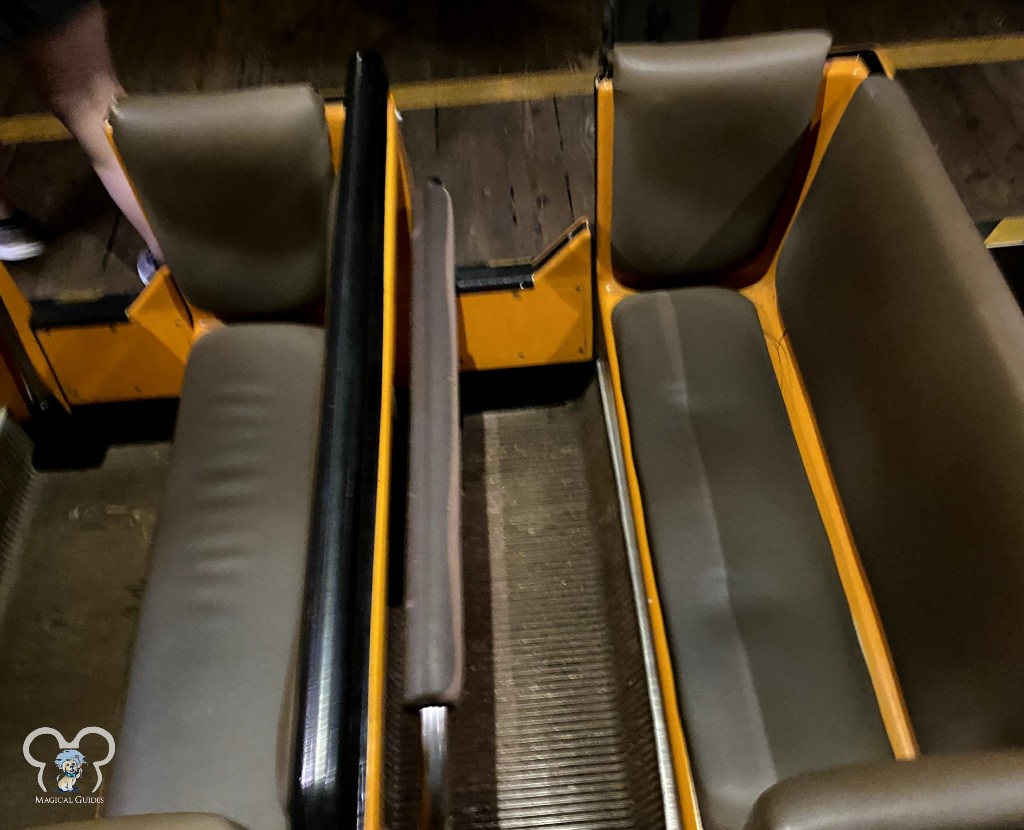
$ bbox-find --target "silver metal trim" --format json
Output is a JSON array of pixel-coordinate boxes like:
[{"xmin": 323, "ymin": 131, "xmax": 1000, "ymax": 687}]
[
  {"xmin": 419, "ymin": 705, "xmax": 450, "ymax": 830},
  {"xmin": 597, "ymin": 360, "xmax": 684, "ymax": 830}
]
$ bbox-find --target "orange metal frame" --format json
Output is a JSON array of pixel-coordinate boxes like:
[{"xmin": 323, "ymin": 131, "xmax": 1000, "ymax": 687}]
[
  {"xmin": 365, "ymin": 95, "xmax": 410, "ymax": 830},
  {"xmin": 458, "ymin": 218, "xmax": 593, "ymax": 371}
]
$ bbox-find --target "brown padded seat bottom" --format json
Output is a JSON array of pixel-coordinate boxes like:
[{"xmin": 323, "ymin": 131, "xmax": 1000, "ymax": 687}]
[
  {"xmin": 107, "ymin": 324, "xmax": 324, "ymax": 830},
  {"xmin": 613, "ymin": 287, "xmax": 889, "ymax": 830},
  {"xmin": 777, "ymin": 76, "xmax": 1024, "ymax": 755},
  {"xmin": 745, "ymin": 750, "xmax": 1024, "ymax": 830}
]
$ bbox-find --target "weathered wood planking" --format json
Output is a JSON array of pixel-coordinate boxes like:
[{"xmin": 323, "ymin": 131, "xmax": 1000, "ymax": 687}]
[
  {"xmin": 402, "ymin": 97, "xmax": 594, "ymax": 265},
  {"xmin": 980, "ymin": 61, "xmax": 1024, "ymax": 172},
  {"xmin": 944, "ymin": 65, "xmax": 1024, "ymax": 218},
  {"xmin": 902, "ymin": 65, "xmax": 1024, "ymax": 220},
  {"xmin": 4, "ymin": 0, "xmax": 1024, "ymax": 120},
  {"xmin": 508, "ymin": 98, "xmax": 575, "ymax": 252},
  {"xmin": 553, "ymin": 95, "xmax": 596, "ymax": 224},
  {"xmin": 723, "ymin": 0, "xmax": 1024, "ymax": 42},
  {"xmin": 1, "ymin": 0, "xmax": 1022, "ymax": 296},
  {"xmin": 436, "ymin": 103, "xmax": 521, "ymax": 263}
]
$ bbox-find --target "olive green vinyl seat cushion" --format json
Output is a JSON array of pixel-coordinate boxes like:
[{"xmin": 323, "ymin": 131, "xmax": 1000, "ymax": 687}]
[
  {"xmin": 613, "ymin": 287, "xmax": 890, "ymax": 830},
  {"xmin": 778, "ymin": 76, "xmax": 1024, "ymax": 755},
  {"xmin": 110, "ymin": 86, "xmax": 331, "ymax": 321},
  {"xmin": 610, "ymin": 32, "xmax": 830, "ymax": 286},
  {"xmin": 107, "ymin": 324, "xmax": 323, "ymax": 830}
]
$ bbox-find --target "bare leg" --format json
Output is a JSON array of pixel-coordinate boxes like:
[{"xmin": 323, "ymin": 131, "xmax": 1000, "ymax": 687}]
[{"xmin": 20, "ymin": 1, "xmax": 162, "ymax": 259}]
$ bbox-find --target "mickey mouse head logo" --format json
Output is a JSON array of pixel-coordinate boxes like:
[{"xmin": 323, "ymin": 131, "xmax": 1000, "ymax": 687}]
[{"xmin": 23, "ymin": 727, "xmax": 116, "ymax": 793}]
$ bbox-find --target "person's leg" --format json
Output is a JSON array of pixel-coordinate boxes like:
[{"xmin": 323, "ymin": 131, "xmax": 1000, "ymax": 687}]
[{"xmin": 20, "ymin": 1, "xmax": 162, "ymax": 259}]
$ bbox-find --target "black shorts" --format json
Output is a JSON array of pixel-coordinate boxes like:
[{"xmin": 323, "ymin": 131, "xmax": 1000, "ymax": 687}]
[{"xmin": 0, "ymin": 0, "xmax": 93, "ymax": 50}]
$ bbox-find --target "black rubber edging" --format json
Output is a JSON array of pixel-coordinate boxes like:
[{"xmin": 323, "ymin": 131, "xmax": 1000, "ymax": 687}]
[
  {"xmin": 455, "ymin": 262, "xmax": 535, "ymax": 294},
  {"xmin": 291, "ymin": 50, "xmax": 389, "ymax": 830},
  {"xmin": 30, "ymin": 293, "xmax": 136, "ymax": 330}
]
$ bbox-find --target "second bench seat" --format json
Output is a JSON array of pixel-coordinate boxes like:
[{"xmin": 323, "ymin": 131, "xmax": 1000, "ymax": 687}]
[{"xmin": 614, "ymin": 287, "xmax": 890, "ymax": 830}]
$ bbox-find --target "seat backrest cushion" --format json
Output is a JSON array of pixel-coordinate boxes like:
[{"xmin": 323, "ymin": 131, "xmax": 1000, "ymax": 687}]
[
  {"xmin": 611, "ymin": 32, "xmax": 830, "ymax": 288},
  {"xmin": 110, "ymin": 85, "xmax": 331, "ymax": 321},
  {"xmin": 777, "ymin": 76, "xmax": 1024, "ymax": 754}
]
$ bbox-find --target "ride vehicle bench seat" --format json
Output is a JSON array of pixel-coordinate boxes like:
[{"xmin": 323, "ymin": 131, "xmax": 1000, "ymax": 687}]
[
  {"xmin": 100, "ymin": 86, "xmax": 332, "ymax": 829},
  {"xmin": 604, "ymin": 33, "xmax": 1024, "ymax": 830}
]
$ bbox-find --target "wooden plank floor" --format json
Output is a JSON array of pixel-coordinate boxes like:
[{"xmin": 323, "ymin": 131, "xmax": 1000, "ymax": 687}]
[
  {"xmin": 723, "ymin": 0, "xmax": 1024, "ymax": 43},
  {"xmin": 903, "ymin": 64, "xmax": 1024, "ymax": 220},
  {"xmin": 0, "ymin": 443, "xmax": 169, "ymax": 829},
  {"xmin": 1, "ymin": 0, "xmax": 1024, "ymax": 295},
  {"xmin": 402, "ymin": 97, "xmax": 595, "ymax": 264},
  {"xmin": 3, "ymin": 0, "xmax": 1024, "ymax": 115}
]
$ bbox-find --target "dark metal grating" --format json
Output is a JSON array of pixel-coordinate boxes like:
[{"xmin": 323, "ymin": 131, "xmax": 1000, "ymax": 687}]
[{"xmin": 385, "ymin": 380, "xmax": 665, "ymax": 830}]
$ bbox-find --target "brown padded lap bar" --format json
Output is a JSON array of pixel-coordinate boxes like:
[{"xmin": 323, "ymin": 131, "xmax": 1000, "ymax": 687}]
[
  {"xmin": 110, "ymin": 86, "xmax": 331, "ymax": 320},
  {"xmin": 745, "ymin": 751, "xmax": 1024, "ymax": 830},
  {"xmin": 777, "ymin": 76, "xmax": 1024, "ymax": 753},
  {"xmin": 108, "ymin": 325, "xmax": 323, "ymax": 830},
  {"xmin": 614, "ymin": 288, "xmax": 888, "ymax": 830},
  {"xmin": 404, "ymin": 180, "xmax": 463, "ymax": 708},
  {"xmin": 611, "ymin": 32, "xmax": 830, "ymax": 286}
]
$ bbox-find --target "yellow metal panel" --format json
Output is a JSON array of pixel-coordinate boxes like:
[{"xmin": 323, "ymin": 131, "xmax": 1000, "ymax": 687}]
[
  {"xmin": 390, "ymin": 69, "xmax": 593, "ymax": 111},
  {"xmin": 36, "ymin": 269, "xmax": 195, "ymax": 404},
  {"xmin": 365, "ymin": 96, "xmax": 404, "ymax": 830},
  {"xmin": 325, "ymin": 102, "xmax": 346, "ymax": 173},
  {"xmin": 0, "ymin": 262, "xmax": 67, "ymax": 411},
  {"xmin": 458, "ymin": 224, "xmax": 592, "ymax": 371},
  {"xmin": 881, "ymin": 33, "xmax": 1024, "ymax": 71},
  {"xmin": 0, "ymin": 113, "xmax": 71, "ymax": 144},
  {"xmin": 985, "ymin": 217, "xmax": 1024, "ymax": 248}
]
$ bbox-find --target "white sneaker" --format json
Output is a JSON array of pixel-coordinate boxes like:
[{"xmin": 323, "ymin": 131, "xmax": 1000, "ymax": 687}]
[
  {"xmin": 0, "ymin": 214, "xmax": 45, "ymax": 262},
  {"xmin": 136, "ymin": 248, "xmax": 163, "ymax": 285}
]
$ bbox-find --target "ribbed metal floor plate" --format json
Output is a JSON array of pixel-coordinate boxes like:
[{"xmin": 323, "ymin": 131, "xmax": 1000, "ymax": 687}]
[
  {"xmin": 0, "ymin": 439, "xmax": 169, "ymax": 827},
  {"xmin": 387, "ymin": 386, "xmax": 664, "ymax": 830}
]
